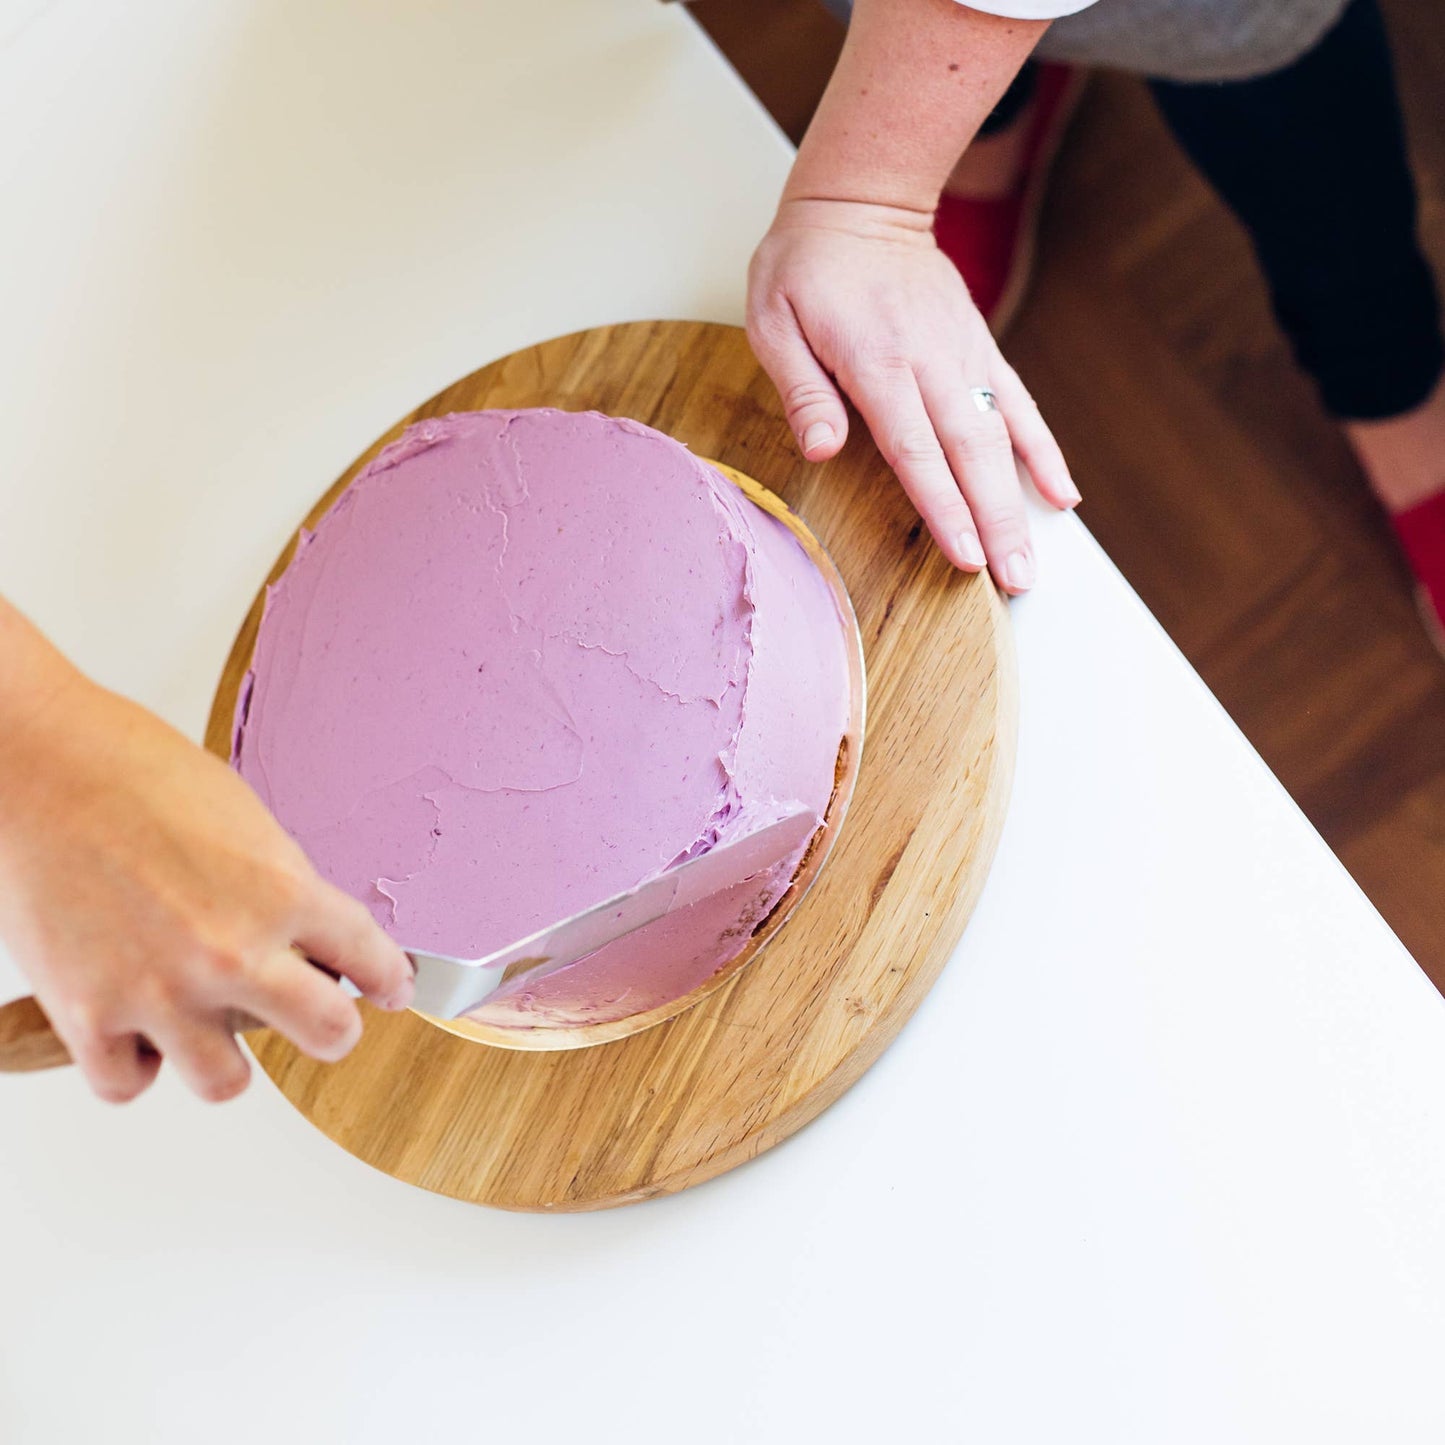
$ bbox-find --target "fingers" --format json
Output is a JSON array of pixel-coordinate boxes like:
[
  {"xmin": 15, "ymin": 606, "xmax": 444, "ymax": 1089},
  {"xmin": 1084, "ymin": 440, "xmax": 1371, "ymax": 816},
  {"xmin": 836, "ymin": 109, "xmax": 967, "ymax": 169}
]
[
  {"xmin": 919, "ymin": 370, "xmax": 1035, "ymax": 595},
  {"xmin": 854, "ymin": 354, "xmax": 1075, "ymax": 594},
  {"xmin": 842, "ymin": 363, "xmax": 988, "ymax": 573},
  {"xmin": 70, "ymin": 1029, "xmax": 162, "ymax": 1104},
  {"xmin": 144, "ymin": 1011, "xmax": 253, "ymax": 1103},
  {"xmin": 293, "ymin": 881, "xmax": 413, "ymax": 1012},
  {"xmin": 990, "ymin": 359, "xmax": 1081, "ymax": 511},
  {"xmin": 746, "ymin": 303, "xmax": 850, "ymax": 462},
  {"xmin": 64, "ymin": 928, "xmax": 370, "ymax": 1104},
  {"xmin": 225, "ymin": 946, "xmax": 364, "ymax": 1065}
]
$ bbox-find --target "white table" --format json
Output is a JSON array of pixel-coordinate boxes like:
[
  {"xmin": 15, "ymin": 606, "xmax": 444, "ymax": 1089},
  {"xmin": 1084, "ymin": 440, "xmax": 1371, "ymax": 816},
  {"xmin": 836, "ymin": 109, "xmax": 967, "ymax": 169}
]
[{"xmin": 3, "ymin": 3, "xmax": 1444, "ymax": 1440}]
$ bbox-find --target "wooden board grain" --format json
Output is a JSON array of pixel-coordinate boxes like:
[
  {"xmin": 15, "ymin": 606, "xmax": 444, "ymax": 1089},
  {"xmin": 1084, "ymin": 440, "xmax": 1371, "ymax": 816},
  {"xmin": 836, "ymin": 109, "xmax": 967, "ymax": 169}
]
[{"xmin": 203, "ymin": 320, "xmax": 1016, "ymax": 1211}]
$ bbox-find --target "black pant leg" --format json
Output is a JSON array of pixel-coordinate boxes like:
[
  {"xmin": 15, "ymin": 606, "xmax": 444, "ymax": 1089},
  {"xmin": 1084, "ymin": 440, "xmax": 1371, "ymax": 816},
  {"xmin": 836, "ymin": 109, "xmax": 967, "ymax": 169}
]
[{"xmin": 1148, "ymin": 0, "xmax": 1444, "ymax": 420}]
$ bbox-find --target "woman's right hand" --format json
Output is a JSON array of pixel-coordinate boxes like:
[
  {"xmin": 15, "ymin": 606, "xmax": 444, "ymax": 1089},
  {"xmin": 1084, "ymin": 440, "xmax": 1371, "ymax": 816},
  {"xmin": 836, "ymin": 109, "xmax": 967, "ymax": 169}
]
[{"xmin": 0, "ymin": 662, "xmax": 413, "ymax": 1104}]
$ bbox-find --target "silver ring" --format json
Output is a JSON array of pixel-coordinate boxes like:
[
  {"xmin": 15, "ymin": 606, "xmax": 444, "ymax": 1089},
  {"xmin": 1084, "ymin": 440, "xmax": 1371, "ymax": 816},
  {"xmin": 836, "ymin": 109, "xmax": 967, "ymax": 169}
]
[{"xmin": 969, "ymin": 386, "xmax": 999, "ymax": 414}]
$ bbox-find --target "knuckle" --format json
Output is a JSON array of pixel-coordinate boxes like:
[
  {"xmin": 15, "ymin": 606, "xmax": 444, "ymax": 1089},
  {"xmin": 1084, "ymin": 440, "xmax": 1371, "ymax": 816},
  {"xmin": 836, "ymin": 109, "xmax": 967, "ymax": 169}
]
[
  {"xmin": 334, "ymin": 896, "xmax": 385, "ymax": 959},
  {"xmin": 311, "ymin": 1002, "xmax": 361, "ymax": 1058},
  {"xmin": 339, "ymin": 891, "xmax": 379, "ymax": 933},
  {"xmin": 93, "ymin": 1077, "xmax": 143, "ymax": 1105},
  {"xmin": 929, "ymin": 498, "xmax": 975, "ymax": 532},
  {"xmin": 200, "ymin": 944, "xmax": 249, "ymax": 983},
  {"xmin": 865, "ymin": 352, "xmax": 913, "ymax": 383},
  {"xmin": 743, "ymin": 305, "xmax": 774, "ymax": 344},
  {"xmin": 135, "ymin": 974, "xmax": 190, "ymax": 1022},
  {"xmin": 64, "ymin": 1000, "xmax": 117, "ymax": 1050},
  {"xmin": 884, "ymin": 430, "xmax": 943, "ymax": 471},
  {"xmin": 198, "ymin": 1063, "xmax": 250, "ymax": 1104},
  {"xmin": 947, "ymin": 420, "xmax": 1012, "ymax": 466},
  {"xmin": 74, "ymin": 1034, "xmax": 154, "ymax": 1104},
  {"xmin": 745, "ymin": 295, "xmax": 793, "ymax": 344},
  {"xmin": 264, "ymin": 862, "xmax": 310, "ymax": 920},
  {"xmin": 971, "ymin": 499, "xmax": 1026, "ymax": 532},
  {"xmin": 781, "ymin": 379, "xmax": 836, "ymax": 422}
]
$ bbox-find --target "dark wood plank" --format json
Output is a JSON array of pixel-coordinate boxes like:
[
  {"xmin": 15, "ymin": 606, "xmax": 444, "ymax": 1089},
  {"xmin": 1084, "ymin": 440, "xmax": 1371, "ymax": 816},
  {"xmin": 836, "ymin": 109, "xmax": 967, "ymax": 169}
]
[{"xmin": 690, "ymin": 0, "xmax": 842, "ymax": 145}]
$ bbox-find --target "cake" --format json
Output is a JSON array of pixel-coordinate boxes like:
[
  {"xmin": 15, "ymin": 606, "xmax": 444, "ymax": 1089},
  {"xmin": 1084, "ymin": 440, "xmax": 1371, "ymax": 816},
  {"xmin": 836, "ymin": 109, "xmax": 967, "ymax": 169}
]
[{"xmin": 231, "ymin": 408, "xmax": 854, "ymax": 1029}]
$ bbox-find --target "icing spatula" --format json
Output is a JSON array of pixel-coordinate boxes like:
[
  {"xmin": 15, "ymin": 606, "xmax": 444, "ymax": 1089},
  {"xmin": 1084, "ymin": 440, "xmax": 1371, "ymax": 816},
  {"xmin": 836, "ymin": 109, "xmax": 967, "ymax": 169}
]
[{"xmin": 0, "ymin": 804, "xmax": 819, "ymax": 1072}]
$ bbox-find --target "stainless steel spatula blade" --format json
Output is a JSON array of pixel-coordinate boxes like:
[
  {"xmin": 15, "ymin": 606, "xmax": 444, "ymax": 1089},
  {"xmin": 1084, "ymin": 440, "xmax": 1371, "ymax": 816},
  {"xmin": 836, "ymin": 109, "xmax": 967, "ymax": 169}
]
[{"xmin": 405, "ymin": 804, "xmax": 820, "ymax": 1020}]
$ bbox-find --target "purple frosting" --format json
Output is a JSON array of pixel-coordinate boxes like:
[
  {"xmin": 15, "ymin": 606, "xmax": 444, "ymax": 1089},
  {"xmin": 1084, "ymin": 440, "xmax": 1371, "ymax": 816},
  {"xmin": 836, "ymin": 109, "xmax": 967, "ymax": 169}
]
[{"xmin": 233, "ymin": 409, "xmax": 851, "ymax": 1027}]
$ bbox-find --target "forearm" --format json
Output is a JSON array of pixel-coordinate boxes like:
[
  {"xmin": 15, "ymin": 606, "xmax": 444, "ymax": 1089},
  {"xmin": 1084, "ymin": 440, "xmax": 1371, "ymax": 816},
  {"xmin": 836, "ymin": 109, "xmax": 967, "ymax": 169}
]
[
  {"xmin": 785, "ymin": 0, "xmax": 1047, "ymax": 213},
  {"xmin": 0, "ymin": 596, "xmax": 81, "ymax": 778}
]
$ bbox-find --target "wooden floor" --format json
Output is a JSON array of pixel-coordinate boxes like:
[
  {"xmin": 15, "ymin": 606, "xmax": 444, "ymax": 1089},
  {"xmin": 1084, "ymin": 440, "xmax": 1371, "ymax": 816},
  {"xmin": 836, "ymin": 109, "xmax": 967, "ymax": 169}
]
[{"xmin": 692, "ymin": 0, "xmax": 1445, "ymax": 991}]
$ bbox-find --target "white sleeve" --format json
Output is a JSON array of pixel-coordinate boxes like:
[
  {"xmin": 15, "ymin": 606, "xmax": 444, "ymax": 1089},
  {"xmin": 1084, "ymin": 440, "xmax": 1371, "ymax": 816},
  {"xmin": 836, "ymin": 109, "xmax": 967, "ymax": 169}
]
[{"xmin": 955, "ymin": 0, "xmax": 1098, "ymax": 16}]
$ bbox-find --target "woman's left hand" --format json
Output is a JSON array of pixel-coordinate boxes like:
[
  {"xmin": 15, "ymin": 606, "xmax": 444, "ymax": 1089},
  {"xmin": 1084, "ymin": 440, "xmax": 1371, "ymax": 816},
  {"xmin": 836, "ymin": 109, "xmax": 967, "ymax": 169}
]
[{"xmin": 747, "ymin": 196, "xmax": 1080, "ymax": 594}]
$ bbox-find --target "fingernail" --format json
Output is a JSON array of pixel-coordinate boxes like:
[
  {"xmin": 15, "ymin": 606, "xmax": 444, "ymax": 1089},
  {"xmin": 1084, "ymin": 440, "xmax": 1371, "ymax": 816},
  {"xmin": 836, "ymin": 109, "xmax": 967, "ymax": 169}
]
[
  {"xmin": 385, "ymin": 979, "xmax": 415, "ymax": 1012},
  {"xmin": 801, "ymin": 422, "xmax": 834, "ymax": 456},
  {"xmin": 1004, "ymin": 550, "xmax": 1035, "ymax": 592},
  {"xmin": 1062, "ymin": 478, "xmax": 1082, "ymax": 507},
  {"xmin": 955, "ymin": 532, "xmax": 987, "ymax": 569}
]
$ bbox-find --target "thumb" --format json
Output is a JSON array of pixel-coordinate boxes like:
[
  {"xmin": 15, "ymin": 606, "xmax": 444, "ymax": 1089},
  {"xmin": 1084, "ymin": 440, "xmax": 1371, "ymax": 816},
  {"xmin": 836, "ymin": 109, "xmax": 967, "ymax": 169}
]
[{"xmin": 746, "ymin": 306, "xmax": 849, "ymax": 461}]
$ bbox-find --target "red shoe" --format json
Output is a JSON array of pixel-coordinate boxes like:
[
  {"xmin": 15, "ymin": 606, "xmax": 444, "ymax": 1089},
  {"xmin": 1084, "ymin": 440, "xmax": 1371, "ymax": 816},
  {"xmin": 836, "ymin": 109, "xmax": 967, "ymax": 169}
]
[
  {"xmin": 933, "ymin": 62, "xmax": 1087, "ymax": 334},
  {"xmin": 1391, "ymin": 491, "xmax": 1445, "ymax": 656}
]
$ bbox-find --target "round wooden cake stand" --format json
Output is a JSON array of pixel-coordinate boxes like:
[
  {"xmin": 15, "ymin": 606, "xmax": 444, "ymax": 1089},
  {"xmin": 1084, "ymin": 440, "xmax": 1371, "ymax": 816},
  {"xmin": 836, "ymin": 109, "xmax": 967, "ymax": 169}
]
[{"xmin": 204, "ymin": 321, "xmax": 1017, "ymax": 1212}]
